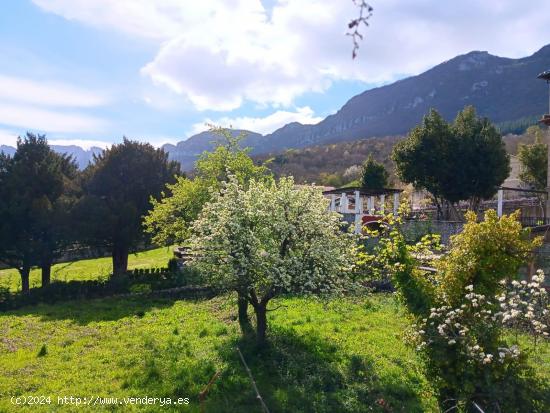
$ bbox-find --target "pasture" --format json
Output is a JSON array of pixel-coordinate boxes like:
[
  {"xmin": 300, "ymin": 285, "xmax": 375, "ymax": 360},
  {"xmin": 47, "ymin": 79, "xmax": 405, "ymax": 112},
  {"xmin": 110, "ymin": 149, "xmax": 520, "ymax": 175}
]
[
  {"xmin": 0, "ymin": 247, "xmax": 173, "ymax": 292},
  {"xmin": 1, "ymin": 292, "xmax": 550, "ymax": 412},
  {"xmin": 1, "ymin": 248, "xmax": 549, "ymax": 412}
]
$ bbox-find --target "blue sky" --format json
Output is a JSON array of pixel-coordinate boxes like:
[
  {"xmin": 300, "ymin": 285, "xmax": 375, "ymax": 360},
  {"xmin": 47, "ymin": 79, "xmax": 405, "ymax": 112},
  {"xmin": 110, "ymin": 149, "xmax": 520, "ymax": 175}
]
[{"xmin": 1, "ymin": 0, "xmax": 549, "ymax": 148}]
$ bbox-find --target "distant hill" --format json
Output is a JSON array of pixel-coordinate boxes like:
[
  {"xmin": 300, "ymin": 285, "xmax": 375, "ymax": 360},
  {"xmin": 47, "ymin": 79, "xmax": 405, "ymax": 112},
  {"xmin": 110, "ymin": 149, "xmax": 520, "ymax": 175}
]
[
  {"xmin": 254, "ymin": 135, "xmax": 404, "ymax": 187},
  {"xmin": 254, "ymin": 129, "xmax": 540, "ymax": 187},
  {"xmin": 0, "ymin": 145, "xmax": 15, "ymax": 157},
  {"xmin": 162, "ymin": 129, "xmax": 263, "ymax": 170},
  {"xmin": 255, "ymin": 45, "xmax": 550, "ymax": 152},
  {"xmin": 0, "ymin": 144, "xmax": 102, "ymax": 169},
  {"xmin": 164, "ymin": 44, "xmax": 550, "ymax": 169}
]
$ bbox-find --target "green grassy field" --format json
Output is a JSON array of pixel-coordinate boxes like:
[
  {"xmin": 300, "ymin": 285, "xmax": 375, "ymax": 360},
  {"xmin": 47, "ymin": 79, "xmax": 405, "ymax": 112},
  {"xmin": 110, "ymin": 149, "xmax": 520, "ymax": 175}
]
[
  {"xmin": 1, "ymin": 250, "xmax": 549, "ymax": 412},
  {"xmin": 0, "ymin": 247, "xmax": 173, "ymax": 292},
  {"xmin": 1, "ymin": 293, "xmax": 549, "ymax": 412},
  {"xmin": 0, "ymin": 294, "xmax": 439, "ymax": 412}
]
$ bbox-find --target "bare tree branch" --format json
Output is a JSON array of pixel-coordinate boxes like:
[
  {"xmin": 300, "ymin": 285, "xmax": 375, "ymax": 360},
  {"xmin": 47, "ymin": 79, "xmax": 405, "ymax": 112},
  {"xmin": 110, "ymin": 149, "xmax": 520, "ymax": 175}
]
[{"xmin": 347, "ymin": 0, "xmax": 373, "ymax": 59}]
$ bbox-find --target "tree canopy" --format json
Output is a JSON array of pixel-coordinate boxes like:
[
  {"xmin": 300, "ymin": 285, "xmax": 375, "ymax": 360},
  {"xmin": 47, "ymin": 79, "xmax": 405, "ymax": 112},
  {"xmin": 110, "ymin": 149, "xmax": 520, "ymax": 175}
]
[
  {"xmin": 392, "ymin": 106, "xmax": 509, "ymax": 218},
  {"xmin": 361, "ymin": 154, "xmax": 389, "ymax": 189},
  {"xmin": 144, "ymin": 127, "xmax": 270, "ymax": 246},
  {"xmin": 0, "ymin": 133, "xmax": 78, "ymax": 292},
  {"xmin": 76, "ymin": 138, "xmax": 180, "ymax": 275},
  {"xmin": 518, "ymin": 126, "xmax": 547, "ymax": 191}
]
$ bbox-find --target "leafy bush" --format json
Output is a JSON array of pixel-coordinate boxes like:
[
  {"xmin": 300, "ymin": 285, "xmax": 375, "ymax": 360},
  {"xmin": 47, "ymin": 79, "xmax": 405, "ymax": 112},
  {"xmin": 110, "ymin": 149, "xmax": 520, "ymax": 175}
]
[
  {"xmin": 370, "ymin": 210, "xmax": 548, "ymax": 411},
  {"xmin": 436, "ymin": 210, "xmax": 541, "ymax": 306},
  {"xmin": 129, "ymin": 283, "xmax": 153, "ymax": 294},
  {"xmin": 498, "ymin": 270, "xmax": 550, "ymax": 341},
  {"xmin": 0, "ymin": 266, "xmax": 203, "ymax": 311},
  {"xmin": 356, "ymin": 211, "xmax": 438, "ymax": 314},
  {"xmin": 410, "ymin": 285, "xmax": 548, "ymax": 412}
]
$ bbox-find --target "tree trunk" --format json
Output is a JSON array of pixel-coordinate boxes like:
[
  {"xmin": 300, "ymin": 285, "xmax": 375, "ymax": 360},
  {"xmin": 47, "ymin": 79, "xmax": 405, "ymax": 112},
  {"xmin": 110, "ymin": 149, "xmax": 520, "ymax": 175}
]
[
  {"xmin": 254, "ymin": 304, "xmax": 268, "ymax": 347},
  {"xmin": 449, "ymin": 202, "xmax": 464, "ymax": 222},
  {"xmin": 238, "ymin": 293, "xmax": 249, "ymax": 323},
  {"xmin": 112, "ymin": 244, "xmax": 129, "ymax": 276},
  {"xmin": 20, "ymin": 266, "xmax": 30, "ymax": 293},
  {"xmin": 237, "ymin": 293, "xmax": 253, "ymax": 335},
  {"xmin": 41, "ymin": 262, "xmax": 51, "ymax": 287}
]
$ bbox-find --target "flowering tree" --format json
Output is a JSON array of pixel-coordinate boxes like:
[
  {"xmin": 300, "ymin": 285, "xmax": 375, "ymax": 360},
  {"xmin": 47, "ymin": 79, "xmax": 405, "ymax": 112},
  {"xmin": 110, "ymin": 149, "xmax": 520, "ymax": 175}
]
[
  {"xmin": 144, "ymin": 127, "xmax": 270, "ymax": 324},
  {"xmin": 189, "ymin": 176, "xmax": 354, "ymax": 345}
]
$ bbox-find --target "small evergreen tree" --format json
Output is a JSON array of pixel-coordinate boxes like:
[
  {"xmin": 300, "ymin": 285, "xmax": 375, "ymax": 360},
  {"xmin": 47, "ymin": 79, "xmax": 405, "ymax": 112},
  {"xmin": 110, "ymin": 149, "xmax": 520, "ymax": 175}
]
[
  {"xmin": 360, "ymin": 154, "xmax": 388, "ymax": 189},
  {"xmin": 392, "ymin": 106, "xmax": 509, "ymax": 219}
]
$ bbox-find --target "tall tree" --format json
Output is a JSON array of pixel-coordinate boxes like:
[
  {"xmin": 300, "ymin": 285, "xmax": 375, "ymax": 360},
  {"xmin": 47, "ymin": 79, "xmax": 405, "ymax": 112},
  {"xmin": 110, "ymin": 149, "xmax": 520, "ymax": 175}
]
[
  {"xmin": 392, "ymin": 109, "xmax": 455, "ymax": 218},
  {"xmin": 361, "ymin": 154, "xmax": 388, "ymax": 189},
  {"xmin": 77, "ymin": 138, "xmax": 180, "ymax": 275},
  {"xmin": 0, "ymin": 133, "xmax": 78, "ymax": 292},
  {"xmin": 392, "ymin": 106, "xmax": 509, "ymax": 219},
  {"xmin": 450, "ymin": 106, "xmax": 510, "ymax": 211}
]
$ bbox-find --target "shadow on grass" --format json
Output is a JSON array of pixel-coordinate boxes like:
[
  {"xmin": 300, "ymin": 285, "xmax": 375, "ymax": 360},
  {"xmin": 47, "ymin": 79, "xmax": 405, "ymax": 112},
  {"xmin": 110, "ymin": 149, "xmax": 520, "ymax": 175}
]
[
  {"xmin": 123, "ymin": 324, "xmax": 427, "ymax": 413},
  {"xmin": 0, "ymin": 295, "xmax": 211, "ymax": 325}
]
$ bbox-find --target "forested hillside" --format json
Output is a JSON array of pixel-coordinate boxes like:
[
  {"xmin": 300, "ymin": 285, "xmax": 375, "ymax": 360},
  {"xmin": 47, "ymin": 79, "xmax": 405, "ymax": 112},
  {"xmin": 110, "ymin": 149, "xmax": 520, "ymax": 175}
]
[
  {"xmin": 254, "ymin": 136, "xmax": 403, "ymax": 186},
  {"xmin": 256, "ymin": 128, "xmax": 544, "ymax": 187}
]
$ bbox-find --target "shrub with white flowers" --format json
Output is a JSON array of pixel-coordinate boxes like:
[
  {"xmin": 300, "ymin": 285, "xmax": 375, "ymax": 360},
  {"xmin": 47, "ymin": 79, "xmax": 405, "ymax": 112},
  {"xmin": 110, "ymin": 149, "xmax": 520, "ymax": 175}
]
[
  {"xmin": 189, "ymin": 176, "xmax": 356, "ymax": 346},
  {"xmin": 497, "ymin": 270, "xmax": 550, "ymax": 343},
  {"xmin": 376, "ymin": 210, "xmax": 548, "ymax": 412}
]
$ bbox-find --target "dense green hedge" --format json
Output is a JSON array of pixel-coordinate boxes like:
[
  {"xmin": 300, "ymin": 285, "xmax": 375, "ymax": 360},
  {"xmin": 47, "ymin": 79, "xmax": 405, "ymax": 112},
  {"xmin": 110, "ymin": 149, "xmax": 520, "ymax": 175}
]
[{"xmin": 0, "ymin": 265, "xmax": 206, "ymax": 311}]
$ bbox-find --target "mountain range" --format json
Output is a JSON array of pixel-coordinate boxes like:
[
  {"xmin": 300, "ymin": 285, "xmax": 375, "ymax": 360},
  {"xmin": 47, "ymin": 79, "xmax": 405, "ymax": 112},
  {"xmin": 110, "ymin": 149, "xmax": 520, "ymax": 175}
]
[
  {"xmin": 0, "ymin": 144, "xmax": 103, "ymax": 169},
  {"xmin": 2, "ymin": 44, "xmax": 550, "ymax": 169}
]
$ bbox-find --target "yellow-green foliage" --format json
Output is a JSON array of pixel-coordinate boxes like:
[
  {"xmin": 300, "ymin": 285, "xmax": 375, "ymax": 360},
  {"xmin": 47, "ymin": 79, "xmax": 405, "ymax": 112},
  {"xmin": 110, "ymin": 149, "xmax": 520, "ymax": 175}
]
[
  {"xmin": 144, "ymin": 177, "xmax": 210, "ymax": 245},
  {"xmin": 144, "ymin": 127, "xmax": 271, "ymax": 246},
  {"xmin": 357, "ymin": 211, "xmax": 437, "ymax": 316},
  {"xmin": 436, "ymin": 210, "xmax": 542, "ymax": 306}
]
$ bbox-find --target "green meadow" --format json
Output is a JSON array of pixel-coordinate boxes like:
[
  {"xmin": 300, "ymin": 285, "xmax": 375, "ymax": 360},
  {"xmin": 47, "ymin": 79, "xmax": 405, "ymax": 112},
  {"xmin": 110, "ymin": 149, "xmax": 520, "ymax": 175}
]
[
  {"xmin": 0, "ymin": 247, "xmax": 173, "ymax": 292},
  {"xmin": 1, "ymin": 251, "xmax": 549, "ymax": 412},
  {"xmin": 1, "ymin": 292, "xmax": 549, "ymax": 412}
]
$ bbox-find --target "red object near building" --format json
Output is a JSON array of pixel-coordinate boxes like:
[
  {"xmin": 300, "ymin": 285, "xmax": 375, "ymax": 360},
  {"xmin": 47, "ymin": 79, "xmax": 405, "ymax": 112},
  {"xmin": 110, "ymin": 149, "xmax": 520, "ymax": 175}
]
[{"xmin": 362, "ymin": 215, "xmax": 381, "ymax": 224}]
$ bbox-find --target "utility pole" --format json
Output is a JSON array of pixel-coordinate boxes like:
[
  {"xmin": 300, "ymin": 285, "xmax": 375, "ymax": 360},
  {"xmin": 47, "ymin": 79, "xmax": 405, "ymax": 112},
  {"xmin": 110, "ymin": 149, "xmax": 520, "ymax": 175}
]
[{"xmin": 537, "ymin": 70, "xmax": 550, "ymax": 217}]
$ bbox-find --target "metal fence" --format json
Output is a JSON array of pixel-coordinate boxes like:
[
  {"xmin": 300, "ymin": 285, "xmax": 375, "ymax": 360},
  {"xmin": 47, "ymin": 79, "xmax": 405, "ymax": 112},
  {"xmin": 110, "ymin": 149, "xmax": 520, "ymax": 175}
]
[{"xmin": 518, "ymin": 217, "xmax": 550, "ymax": 227}]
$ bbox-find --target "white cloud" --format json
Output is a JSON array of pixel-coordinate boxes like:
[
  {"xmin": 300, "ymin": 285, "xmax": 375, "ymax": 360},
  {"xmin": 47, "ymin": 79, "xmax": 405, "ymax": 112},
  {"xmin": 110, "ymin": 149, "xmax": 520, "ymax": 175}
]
[
  {"xmin": 0, "ymin": 103, "xmax": 108, "ymax": 134},
  {"xmin": 134, "ymin": 135, "xmax": 180, "ymax": 147},
  {"xmin": 190, "ymin": 106, "xmax": 322, "ymax": 136},
  {"xmin": 32, "ymin": 0, "xmax": 185, "ymax": 40},
  {"xmin": 33, "ymin": 0, "xmax": 550, "ymax": 112},
  {"xmin": 31, "ymin": 0, "xmax": 372, "ymax": 111},
  {"xmin": 48, "ymin": 139, "xmax": 112, "ymax": 149},
  {"xmin": 0, "ymin": 73, "xmax": 109, "ymax": 137},
  {"xmin": 0, "ymin": 129, "xmax": 18, "ymax": 147},
  {"xmin": 0, "ymin": 74, "xmax": 108, "ymax": 107}
]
